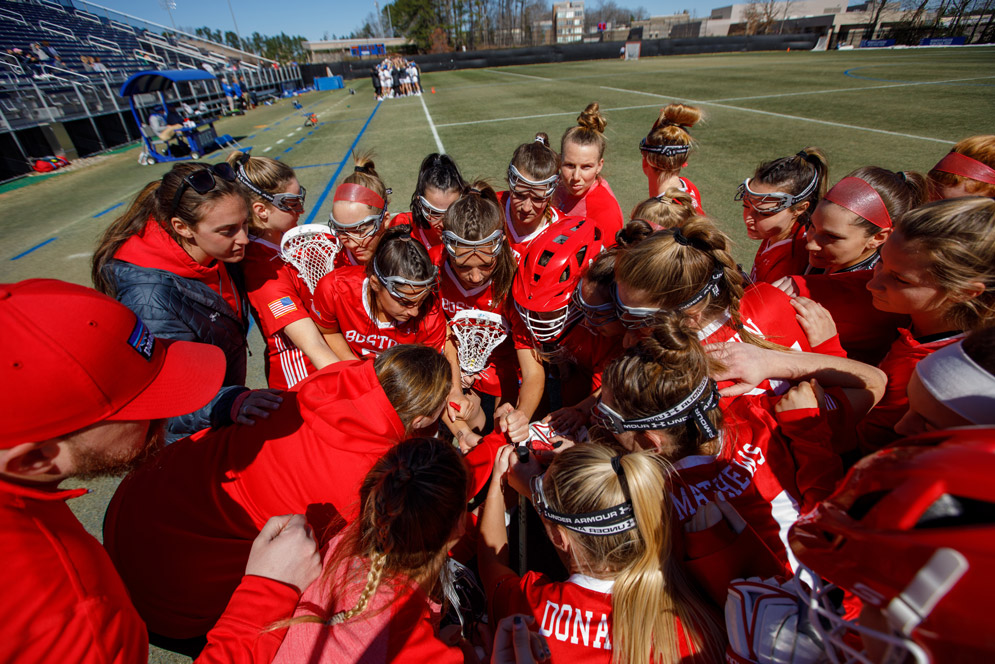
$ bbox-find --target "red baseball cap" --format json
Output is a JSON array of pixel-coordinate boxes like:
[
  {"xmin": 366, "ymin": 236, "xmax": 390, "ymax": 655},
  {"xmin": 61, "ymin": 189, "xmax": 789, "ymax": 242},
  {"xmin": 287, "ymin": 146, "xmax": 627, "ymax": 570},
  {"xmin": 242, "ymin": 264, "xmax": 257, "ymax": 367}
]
[{"xmin": 0, "ymin": 279, "xmax": 226, "ymax": 446}]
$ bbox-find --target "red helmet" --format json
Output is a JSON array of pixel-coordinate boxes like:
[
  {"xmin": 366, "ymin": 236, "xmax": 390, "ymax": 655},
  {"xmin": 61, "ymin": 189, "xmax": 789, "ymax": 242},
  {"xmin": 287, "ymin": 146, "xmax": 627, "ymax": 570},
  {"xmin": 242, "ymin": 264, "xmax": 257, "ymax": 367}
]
[
  {"xmin": 789, "ymin": 426, "xmax": 995, "ymax": 663},
  {"xmin": 511, "ymin": 216, "xmax": 605, "ymax": 343}
]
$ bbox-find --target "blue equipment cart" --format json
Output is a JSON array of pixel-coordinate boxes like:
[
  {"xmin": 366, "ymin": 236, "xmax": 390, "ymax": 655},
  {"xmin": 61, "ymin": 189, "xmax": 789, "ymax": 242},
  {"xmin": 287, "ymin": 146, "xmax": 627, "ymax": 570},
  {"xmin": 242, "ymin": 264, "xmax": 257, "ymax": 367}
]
[{"xmin": 121, "ymin": 69, "xmax": 222, "ymax": 165}]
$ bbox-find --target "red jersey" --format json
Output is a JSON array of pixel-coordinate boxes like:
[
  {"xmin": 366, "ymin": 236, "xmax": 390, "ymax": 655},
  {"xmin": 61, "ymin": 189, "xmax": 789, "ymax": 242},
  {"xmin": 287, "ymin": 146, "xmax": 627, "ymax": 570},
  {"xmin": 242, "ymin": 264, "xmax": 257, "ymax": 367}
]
[
  {"xmin": 554, "ymin": 177, "xmax": 624, "ymax": 242},
  {"xmin": 102, "ymin": 359, "xmax": 508, "ymax": 640},
  {"xmin": 497, "ymin": 190, "xmax": 563, "ymax": 260},
  {"xmin": 857, "ymin": 328, "xmax": 964, "ymax": 452},
  {"xmin": 389, "ymin": 211, "xmax": 443, "ymax": 252},
  {"xmin": 699, "ymin": 283, "xmax": 845, "ymax": 395},
  {"xmin": 788, "ymin": 271, "xmax": 908, "ymax": 366},
  {"xmin": 0, "ymin": 480, "xmax": 299, "ymax": 664},
  {"xmin": 242, "ymin": 237, "xmax": 318, "ymax": 390},
  {"xmin": 670, "ymin": 394, "xmax": 843, "ymax": 568},
  {"xmin": 433, "ymin": 250, "xmax": 520, "ymax": 398},
  {"xmin": 677, "ymin": 176, "xmax": 705, "ymax": 215},
  {"xmin": 749, "ymin": 224, "xmax": 809, "ymax": 284},
  {"xmin": 311, "ymin": 265, "xmax": 446, "ymax": 359},
  {"xmin": 491, "ymin": 572, "xmax": 703, "ymax": 663},
  {"xmin": 273, "ymin": 539, "xmax": 460, "ymax": 664}
]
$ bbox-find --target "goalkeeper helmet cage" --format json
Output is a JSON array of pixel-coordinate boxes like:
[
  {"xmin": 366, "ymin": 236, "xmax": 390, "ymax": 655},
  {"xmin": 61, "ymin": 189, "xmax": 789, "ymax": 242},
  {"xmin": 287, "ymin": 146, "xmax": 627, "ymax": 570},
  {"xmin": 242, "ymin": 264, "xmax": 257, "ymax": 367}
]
[{"xmin": 511, "ymin": 215, "xmax": 605, "ymax": 343}]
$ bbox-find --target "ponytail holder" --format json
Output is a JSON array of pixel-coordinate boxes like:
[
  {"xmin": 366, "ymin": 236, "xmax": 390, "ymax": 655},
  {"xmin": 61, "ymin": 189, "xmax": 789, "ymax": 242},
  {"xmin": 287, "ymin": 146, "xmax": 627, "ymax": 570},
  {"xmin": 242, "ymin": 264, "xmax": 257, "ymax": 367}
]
[
  {"xmin": 468, "ymin": 187, "xmax": 481, "ymax": 196},
  {"xmin": 824, "ymin": 177, "xmax": 893, "ymax": 229},
  {"xmin": 796, "ymin": 150, "xmax": 809, "ymax": 160},
  {"xmin": 898, "ymin": 171, "xmax": 908, "ymax": 182},
  {"xmin": 610, "ymin": 455, "xmax": 631, "ymax": 501},
  {"xmin": 333, "ymin": 182, "xmax": 385, "ymax": 209},
  {"xmin": 534, "ymin": 136, "xmax": 545, "ymax": 144},
  {"xmin": 354, "ymin": 165, "xmax": 371, "ymax": 174},
  {"xmin": 932, "ymin": 151, "xmax": 995, "ymax": 185},
  {"xmin": 673, "ymin": 227, "xmax": 691, "ymax": 246}
]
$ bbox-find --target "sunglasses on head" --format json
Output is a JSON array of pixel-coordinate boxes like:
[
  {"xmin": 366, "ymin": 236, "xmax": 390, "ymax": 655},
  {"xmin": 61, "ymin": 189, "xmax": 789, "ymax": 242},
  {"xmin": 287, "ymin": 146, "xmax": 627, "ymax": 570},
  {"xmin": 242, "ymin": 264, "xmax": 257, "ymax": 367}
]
[{"xmin": 170, "ymin": 163, "xmax": 237, "ymax": 217}]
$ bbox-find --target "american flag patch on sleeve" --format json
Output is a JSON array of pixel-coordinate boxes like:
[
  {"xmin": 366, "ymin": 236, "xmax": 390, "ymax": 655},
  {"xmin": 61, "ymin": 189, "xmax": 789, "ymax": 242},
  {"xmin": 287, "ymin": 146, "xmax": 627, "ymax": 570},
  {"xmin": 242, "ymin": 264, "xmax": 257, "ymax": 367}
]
[{"xmin": 268, "ymin": 297, "xmax": 298, "ymax": 319}]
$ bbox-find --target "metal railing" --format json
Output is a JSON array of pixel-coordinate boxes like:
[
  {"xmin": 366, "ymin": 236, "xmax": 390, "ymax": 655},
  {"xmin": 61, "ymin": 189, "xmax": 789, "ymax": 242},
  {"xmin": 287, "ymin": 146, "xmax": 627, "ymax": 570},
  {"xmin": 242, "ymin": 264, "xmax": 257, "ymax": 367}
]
[
  {"xmin": 39, "ymin": 20, "xmax": 79, "ymax": 41},
  {"xmin": 86, "ymin": 35, "xmax": 123, "ymax": 55},
  {"xmin": 0, "ymin": 7, "xmax": 28, "ymax": 26}
]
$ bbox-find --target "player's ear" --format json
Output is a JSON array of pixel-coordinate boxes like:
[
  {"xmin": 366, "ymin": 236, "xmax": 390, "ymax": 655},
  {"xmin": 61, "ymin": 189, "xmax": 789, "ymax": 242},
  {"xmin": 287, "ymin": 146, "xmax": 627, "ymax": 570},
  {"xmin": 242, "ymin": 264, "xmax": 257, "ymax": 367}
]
[
  {"xmin": 252, "ymin": 200, "xmax": 269, "ymax": 222},
  {"xmin": 170, "ymin": 217, "xmax": 196, "ymax": 240},
  {"xmin": 866, "ymin": 227, "xmax": 892, "ymax": 251},
  {"xmin": 0, "ymin": 441, "xmax": 62, "ymax": 479}
]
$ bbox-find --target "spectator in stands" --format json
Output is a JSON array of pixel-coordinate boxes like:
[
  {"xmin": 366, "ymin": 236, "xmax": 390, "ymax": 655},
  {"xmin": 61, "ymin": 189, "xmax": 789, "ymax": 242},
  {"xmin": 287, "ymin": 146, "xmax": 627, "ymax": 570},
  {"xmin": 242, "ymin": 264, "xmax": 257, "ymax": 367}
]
[
  {"xmin": 80, "ymin": 55, "xmax": 94, "ymax": 72},
  {"xmin": 92, "ymin": 57, "xmax": 108, "ymax": 74},
  {"xmin": 222, "ymin": 80, "xmax": 236, "ymax": 112},
  {"xmin": 30, "ymin": 43, "xmax": 49, "ymax": 63},
  {"xmin": 41, "ymin": 41, "xmax": 61, "ymax": 64}
]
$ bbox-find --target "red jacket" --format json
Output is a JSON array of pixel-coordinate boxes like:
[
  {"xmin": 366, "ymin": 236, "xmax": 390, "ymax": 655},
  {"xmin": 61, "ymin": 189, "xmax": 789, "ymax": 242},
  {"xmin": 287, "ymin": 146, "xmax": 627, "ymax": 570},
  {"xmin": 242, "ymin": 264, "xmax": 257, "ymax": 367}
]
[
  {"xmin": 104, "ymin": 359, "xmax": 504, "ymax": 640},
  {"xmin": 0, "ymin": 480, "xmax": 297, "ymax": 664}
]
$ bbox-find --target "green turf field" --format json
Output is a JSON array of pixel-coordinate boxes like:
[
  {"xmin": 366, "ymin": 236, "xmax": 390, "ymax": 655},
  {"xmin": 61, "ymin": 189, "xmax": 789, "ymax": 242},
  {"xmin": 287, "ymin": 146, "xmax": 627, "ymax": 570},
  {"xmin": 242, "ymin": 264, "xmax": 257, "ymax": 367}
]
[{"xmin": 2, "ymin": 46, "xmax": 992, "ymax": 663}]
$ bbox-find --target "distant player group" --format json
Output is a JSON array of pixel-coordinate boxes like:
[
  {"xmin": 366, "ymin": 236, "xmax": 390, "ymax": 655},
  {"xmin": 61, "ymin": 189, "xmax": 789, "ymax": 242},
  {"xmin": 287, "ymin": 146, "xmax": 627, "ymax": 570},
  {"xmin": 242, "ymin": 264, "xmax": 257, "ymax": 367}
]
[
  {"xmin": 372, "ymin": 56, "xmax": 422, "ymax": 100},
  {"xmin": 2, "ymin": 102, "xmax": 994, "ymax": 664}
]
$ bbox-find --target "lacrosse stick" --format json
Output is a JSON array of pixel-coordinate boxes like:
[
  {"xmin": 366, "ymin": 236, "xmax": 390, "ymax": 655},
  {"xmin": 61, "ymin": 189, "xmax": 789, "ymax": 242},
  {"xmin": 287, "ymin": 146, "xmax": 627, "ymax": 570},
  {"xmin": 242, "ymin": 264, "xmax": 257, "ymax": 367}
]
[
  {"xmin": 280, "ymin": 224, "xmax": 342, "ymax": 294},
  {"xmin": 450, "ymin": 309, "xmax": 509, "ymax": 375}
]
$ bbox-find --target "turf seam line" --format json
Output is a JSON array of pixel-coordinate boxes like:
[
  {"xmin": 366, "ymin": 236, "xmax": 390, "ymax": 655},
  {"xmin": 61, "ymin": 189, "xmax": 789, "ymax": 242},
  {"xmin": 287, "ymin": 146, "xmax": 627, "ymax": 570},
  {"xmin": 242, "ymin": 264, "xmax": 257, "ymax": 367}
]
[
  {"xmin": 711, "ymin": 75, "xmax": 995, "ymax": 102},
  {"xmin": 304, "ymin": 100, "xmax": 383, "ymax": 225},
  {"xmin": 598, "ymin": 85, "xmax": 954, "ymax": 144},
  {"xmin": 484, "ymin": 68, "xmax": 552, "ymax": 82},
  {"xmin": 435, "ymin": 103, "xmax": 661, "ymax": 128},
  {"xmin": 419, "ymin": 94, "xmax": 445, "ymax": 153},
  {"xmin": 92, "ymin": 202, "xmax": 124, "ymax": 218},
  {"xmin": 11, "ymin": 237, "xmax": 57, "ymax": 260}
]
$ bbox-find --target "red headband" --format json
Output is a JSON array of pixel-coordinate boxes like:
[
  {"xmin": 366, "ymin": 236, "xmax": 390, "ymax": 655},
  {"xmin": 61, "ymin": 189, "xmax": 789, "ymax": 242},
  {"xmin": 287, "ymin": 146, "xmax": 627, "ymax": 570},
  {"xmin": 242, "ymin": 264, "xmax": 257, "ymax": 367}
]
[
  {"xmin": 932, "ymin": 151, "xmax": 995, "ymax": 185},
  {"xmin": 333, "ymin": 183, "xmax": 385, "ymax": 209},
  {"xmin": 824, "ymin": 177, "xmax": 892, "ymax": 229}
]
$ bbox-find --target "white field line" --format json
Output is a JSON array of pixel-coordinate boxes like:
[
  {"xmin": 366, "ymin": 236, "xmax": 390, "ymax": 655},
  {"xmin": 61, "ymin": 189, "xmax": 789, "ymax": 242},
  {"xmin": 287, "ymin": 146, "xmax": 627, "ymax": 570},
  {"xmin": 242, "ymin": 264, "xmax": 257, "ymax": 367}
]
[
  {"xmin": 599, "ymin": 85, "xmax": 954, "ymax": 144},
  {"xmin": 66, "ymin": 252, "xmax": 92, "ymax": 260},
  {"xmin": 275, "ymin": 138, "xmax": 284, "ymax": 144},
  {"xmin": 435, "ymin": 103, "xmax": 661, "ymax": 128},
  {"xmin": 263, "ymin": 146, "xmax": 273, "ymax": 152},
  {"xmin": 709, "ymin": 75, "xmax": 995, "ymax": 102},
  {"xmin": 484, "ymin": 68, "xmax": 552, "ymax": 82},
  {"xmin": 420, "ymin": 93, "xmax": 445, "ymax": 153}
]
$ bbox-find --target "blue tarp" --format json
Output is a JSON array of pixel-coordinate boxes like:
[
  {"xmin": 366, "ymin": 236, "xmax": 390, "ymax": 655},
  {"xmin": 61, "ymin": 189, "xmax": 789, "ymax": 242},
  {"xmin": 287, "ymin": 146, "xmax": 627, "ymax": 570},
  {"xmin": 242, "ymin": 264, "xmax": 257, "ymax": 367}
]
[
  {"xmin": 120, "ymin": 69, "xmax": 217, "ymax": 96},
  {"xmin": 315, "ymin": 75, "xmax": 344, "ymax": 91}
]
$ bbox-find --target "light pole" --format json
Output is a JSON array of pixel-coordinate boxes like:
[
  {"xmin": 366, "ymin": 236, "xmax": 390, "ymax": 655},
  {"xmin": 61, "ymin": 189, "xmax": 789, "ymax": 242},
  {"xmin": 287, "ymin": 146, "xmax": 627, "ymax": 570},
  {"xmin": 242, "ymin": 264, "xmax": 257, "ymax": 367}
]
[
  {"xmin": 159, "ymin": 0, "xmax": 177, "ymax": 31},
  {"xmin": 226, "ymin": 0, "xmax": 244, "ymax": 49}
]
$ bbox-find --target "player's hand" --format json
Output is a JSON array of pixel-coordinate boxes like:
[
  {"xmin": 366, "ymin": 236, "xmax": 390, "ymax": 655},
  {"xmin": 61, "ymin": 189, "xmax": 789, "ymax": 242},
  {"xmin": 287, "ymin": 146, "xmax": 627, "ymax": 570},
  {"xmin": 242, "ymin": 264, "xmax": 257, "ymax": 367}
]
[
  {"xmin": 460, "ymin": 372, "xmax": 477, "ymax": 390},
  {"xmin": 683, "ymin": 497, "xmax": 747, "ymax": 535},
  {"xmin": 457, "ymin": 430, "xmax": 483, "ymax": 454},
  {"xmin": 244, "ymin": 514, "xmax": 321, "ymax": 593},
  {"xmin": 790, "ymin": 296, "xmax": 837, "ymax": 349},
  {"xmin": 775, "ymin": 379, "xmax": 825, "ymax": 413},
  {"xmin": 232, "ymin": 388, "xmax": 284, "ymax": 426},
  {"xmin": 544, "ymin": 407, "xmax": 586, "ymax": 435},
  {"xmin": 705, "ymin": 342, "xmax": 772, "ymax": 396},
  {"xmin": 491, "ymin": 615, "xmax": 551, "ymax": 663},
  {"xmin": 495, "ymin": 403, "xmax": 529, "ymax": 443},
  {"xmin": 771, "ymin": 276, "xmax": 800, "ymax": 297},
  {"xmin": 447, "ymin": 392, "xmax": 475, "ymax": 424}
]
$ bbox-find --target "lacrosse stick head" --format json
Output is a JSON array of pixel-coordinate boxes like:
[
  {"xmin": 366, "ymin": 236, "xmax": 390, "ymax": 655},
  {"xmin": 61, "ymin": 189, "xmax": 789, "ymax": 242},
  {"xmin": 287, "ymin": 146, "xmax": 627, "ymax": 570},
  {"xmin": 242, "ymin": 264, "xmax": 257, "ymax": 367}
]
[
  {"xmin": 280, "ymin": 224, "xmax": 342, "ymax": 293},
  {"xmin": 450, "ymin": 308, "xmax": 509, "ymax": 374}
]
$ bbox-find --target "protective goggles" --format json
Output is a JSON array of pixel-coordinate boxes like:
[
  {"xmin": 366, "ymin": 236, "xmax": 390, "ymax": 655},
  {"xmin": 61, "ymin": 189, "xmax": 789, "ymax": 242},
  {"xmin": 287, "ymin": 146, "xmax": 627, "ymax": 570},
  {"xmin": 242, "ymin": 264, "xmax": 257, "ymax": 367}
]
[
  {"xmin": 508, "ymin": 164, "xmax": 558, "ymax": 200},
  {"xmin": 615, "ymin": 267, "xmax": 724, "ymax": 329},
  {"xmin": 638, "ymin": 138, "xmax": 691, "ymax": 158},
  {"xmin": 572, "ymin": 281, "xmax": 618, "ymax": 328},
  {"xmin": 372, "ymin": 257, "xmax": 438, "ymax": 306},
  {"xmin": 514, "ymin": 300, "xmax": 580, "ymax": 344},
  {"xmin": 235, "ymin": 164, "xmax": 306, "ymax": 214},
  {"xmin": 170, "ymin": 163, "xmax": 236, "ymax": 217},
  {"xmin": 530, "ymin": 473, "xmax": 636, "ymax": 537},
  {"xmin": 329, "ymin": 207, "xmax": 386, "ymax": 240},
  {"xmin": 593, "ymin": 376, "xmax": 720, "ymax": 439},
  {"xmin": 441, "ymin": 229, "xmax": 504, "ymax": 264},
  {"xmin": 417, "ymin": 195, "xmax": 448, "ymax": 221},
  {"xmin": 735, "ymin": 170, "xmax": 819, "ymax": 215}
]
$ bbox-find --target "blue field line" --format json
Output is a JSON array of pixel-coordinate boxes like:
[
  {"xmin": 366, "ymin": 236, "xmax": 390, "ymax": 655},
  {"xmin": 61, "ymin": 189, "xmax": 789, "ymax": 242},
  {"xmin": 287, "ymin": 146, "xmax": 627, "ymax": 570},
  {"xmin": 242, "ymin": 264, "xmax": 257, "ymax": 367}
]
[
  {"xmin": 294, "ymin": 161, "xmax": 344, "ymax": 170},
  {"xmin": 246, "ymin": 134, "xmax": 256, "ymax": 140},
  {"xmin": 262, "ymin": 127, "xmax": 272, "ymax": 131},
  {"xmin": 93, "ymin": 202, "xmax": 124, "ymax": 218},
  {"xmin": 283, "ymin": 147, "xmax": 294, "ymax": 153},
  {"xmin": 11, "ymin": 237, "xmax": 57, "ymax": 260},
  {"xmin": 294, "ymin": 137, "xmax": 307, "ymax": 145},
  {"xmin": 304, "ymin": 100, "xmax": 382, "ymax": 225}
]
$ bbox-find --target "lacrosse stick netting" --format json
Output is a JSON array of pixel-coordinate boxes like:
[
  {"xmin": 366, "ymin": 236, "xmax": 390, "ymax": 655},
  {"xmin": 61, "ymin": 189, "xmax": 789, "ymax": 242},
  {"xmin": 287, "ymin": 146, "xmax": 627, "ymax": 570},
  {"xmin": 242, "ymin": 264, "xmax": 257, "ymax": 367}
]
[
  {"xmin": 451, "ymin": 309, "xmax": 509, "ymax": 374},
  {"xmin": 280, "ymin": 224, "xmax": 342, "ymax": 294}
]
